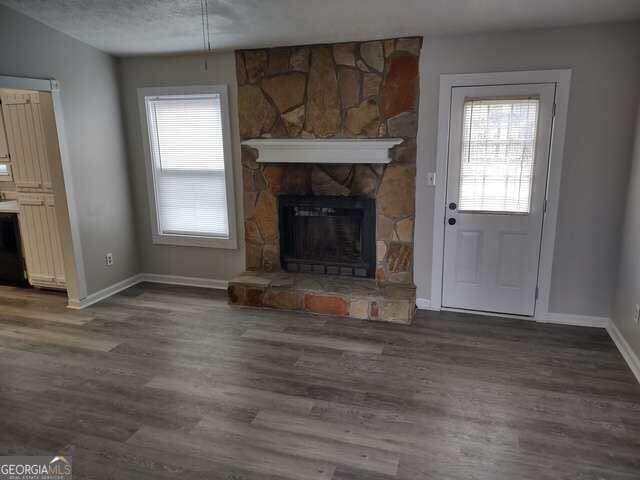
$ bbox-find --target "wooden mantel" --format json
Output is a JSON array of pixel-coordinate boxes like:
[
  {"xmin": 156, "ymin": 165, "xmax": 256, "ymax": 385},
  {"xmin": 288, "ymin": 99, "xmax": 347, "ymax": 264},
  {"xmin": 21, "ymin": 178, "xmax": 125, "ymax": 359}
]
[{"xmin": 242, "ymin": 138, "xmax": 404, "ymax": 164}]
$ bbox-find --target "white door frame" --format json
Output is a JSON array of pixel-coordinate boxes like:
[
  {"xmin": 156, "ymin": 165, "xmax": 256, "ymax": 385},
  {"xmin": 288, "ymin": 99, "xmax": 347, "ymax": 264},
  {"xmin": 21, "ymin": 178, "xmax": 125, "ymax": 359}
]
[
  {"xmin": 0, "ymin": 74, "xmax": 88, "ymax": 304},
  {"xmin": 430, "ymin": 70, "xmax": 572, "ymax": 321}
]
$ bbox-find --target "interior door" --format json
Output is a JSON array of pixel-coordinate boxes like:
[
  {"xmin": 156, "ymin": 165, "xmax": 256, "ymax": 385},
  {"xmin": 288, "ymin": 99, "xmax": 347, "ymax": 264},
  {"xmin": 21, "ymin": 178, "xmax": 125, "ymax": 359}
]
[{"xmin": 441, "ymin": 83, "xmax": 555, "ymax": 316}]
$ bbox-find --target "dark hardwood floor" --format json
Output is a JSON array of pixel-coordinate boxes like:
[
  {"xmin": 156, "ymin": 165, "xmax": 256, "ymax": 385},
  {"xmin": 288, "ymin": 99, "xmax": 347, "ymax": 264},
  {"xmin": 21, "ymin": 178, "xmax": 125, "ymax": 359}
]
[{"xmin": 0, "ymin": 282, "xmax": 639, "ymax": 479}]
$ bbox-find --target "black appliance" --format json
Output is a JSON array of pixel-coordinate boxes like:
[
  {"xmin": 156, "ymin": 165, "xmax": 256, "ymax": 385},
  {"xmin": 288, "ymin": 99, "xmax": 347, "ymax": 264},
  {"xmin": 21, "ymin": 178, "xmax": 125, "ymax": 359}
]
[{"xmin": 0, "ymin": 213, "xmax": 28, "ymax": 286}]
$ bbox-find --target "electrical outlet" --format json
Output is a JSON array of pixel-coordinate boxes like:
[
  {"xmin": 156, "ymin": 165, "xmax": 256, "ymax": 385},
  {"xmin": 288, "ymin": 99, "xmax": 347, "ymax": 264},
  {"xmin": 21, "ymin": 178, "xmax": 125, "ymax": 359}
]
[
  {"xmin": 105, "ymin": 253, "xmax": 114, "ymax": 267},
  {"xmin": 634, "ymin": 304, "xmax": 640, "ymax": 326}
]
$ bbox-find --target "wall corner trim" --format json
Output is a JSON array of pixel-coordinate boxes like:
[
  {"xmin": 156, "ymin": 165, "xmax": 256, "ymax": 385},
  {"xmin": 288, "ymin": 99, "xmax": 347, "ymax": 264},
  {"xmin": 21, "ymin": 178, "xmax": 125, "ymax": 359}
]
[
  {"xmin": 67, "ymin": 273, "xmax": 228, "ymax": 309},
  {"xmin": 607, "ymin": 320, "xmax": 640, "ymax": 384}
]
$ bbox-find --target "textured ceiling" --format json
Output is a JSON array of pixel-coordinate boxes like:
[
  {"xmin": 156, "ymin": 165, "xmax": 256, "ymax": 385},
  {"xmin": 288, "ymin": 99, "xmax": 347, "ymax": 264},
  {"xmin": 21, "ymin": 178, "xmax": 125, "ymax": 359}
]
[{"xmin": 2, "ymin": 0, "xmax": 640, "ymax": 56}]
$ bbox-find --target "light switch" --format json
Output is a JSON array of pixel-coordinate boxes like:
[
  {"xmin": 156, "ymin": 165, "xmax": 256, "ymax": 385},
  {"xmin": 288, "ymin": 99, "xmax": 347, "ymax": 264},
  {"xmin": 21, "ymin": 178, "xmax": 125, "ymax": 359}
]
[{"xmin": 427, "ymin": 172, "xmax": 436, "ymax": 186}]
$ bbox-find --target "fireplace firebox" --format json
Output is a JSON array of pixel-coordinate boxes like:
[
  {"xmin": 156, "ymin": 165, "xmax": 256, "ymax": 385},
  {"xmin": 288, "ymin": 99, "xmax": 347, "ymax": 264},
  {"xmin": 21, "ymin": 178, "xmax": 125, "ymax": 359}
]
[{"xmin": 278, "ymin": 195, "xmax": 376, "ymax": 278}]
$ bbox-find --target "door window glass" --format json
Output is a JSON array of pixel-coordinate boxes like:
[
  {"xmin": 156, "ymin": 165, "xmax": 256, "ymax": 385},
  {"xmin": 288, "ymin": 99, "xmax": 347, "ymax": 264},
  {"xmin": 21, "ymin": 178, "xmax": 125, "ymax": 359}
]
[{"xmin": 458, "ymin": 98, "xmax": 539, "ymax": 213}]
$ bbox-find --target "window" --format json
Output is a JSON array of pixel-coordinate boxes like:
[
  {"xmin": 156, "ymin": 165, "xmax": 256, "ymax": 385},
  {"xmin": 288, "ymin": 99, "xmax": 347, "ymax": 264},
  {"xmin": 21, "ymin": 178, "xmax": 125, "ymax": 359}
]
[
  {"xmin": 0, "ymin": 163, "xmax": 12, "ymax": 182},
  {"xmin": 458, "ymin": 97, "xmax": 539, "ymax": 213},
  {"xmin": 139, "ymin": 86, "xmax": 237, "ymax": 249}
]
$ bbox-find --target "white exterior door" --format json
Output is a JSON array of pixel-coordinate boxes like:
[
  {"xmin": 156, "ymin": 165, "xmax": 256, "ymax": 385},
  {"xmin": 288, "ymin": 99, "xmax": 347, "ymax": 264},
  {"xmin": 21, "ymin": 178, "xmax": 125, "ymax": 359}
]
[{"xmin": 442, "ymin": 83, "xmax": 555, "ymax": 316}]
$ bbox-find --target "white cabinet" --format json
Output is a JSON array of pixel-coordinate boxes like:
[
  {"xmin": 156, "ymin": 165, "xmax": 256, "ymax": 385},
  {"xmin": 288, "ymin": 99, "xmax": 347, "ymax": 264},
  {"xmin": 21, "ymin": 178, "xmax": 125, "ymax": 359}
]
[
  {"xmin": 17, "ymin": 193, "xmax": 66, "ymax": 289},
  {"xmin": 0, "ymin": 91, "xmax": 52, "ymax": 191},
  {"xmin": 1, "ymin": 90, "xmax": 66, "ymax": 290}
]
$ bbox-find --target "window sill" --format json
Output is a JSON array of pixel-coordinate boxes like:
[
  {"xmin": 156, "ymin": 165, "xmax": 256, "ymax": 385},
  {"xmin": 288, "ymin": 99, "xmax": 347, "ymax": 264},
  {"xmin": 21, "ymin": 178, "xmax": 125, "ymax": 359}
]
[{"xmin": 152, "ymin": 233, "xmax": 237, "ymax": 250}]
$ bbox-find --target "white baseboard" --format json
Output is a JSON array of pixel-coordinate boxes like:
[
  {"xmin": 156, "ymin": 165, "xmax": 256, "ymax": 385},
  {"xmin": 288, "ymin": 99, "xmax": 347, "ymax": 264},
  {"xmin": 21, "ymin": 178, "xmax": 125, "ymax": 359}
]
[
  {"xmin": 537, "ymin": 313, "xmax": 609, "ymax": 328},
  {"xmin": 67, "ymin": 274, "xmax": 143, "ymax": 309},
  {"xmin": 138, "ymin": 273, "xmax": 228, "ymax": 290},
  {"xmin": 67, "ymin": 273, "xmax": 228, "ymax": 309},
  {"xmin": 607, "ymin": 320, "xmax": 640, "ymax": 384},
  {"xmin": 415, "ymin": 298, "xmax": 608, "ymax": 328}
]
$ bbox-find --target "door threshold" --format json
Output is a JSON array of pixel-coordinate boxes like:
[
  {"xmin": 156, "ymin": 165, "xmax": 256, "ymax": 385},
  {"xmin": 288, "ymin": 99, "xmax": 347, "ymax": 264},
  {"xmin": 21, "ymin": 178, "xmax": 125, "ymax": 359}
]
[{"xmin": 440, "ymin": 306, "xmax": 536, "ymax": 321}]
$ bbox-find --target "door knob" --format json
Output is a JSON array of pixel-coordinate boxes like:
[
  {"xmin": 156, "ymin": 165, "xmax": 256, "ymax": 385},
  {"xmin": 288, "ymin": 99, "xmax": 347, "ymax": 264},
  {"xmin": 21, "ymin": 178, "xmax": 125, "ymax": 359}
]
[
  {"xmin": 448, "ymin": 218, "xmax": 456, "ymax": 225},
  {"xmin": 448, "ymin": 202, "xmax": 457, "ymax": 210}
]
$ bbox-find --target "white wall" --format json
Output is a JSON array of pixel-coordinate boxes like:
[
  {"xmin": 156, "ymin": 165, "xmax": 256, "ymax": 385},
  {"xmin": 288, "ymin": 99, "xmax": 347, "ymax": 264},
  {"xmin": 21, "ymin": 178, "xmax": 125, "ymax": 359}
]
[
  {"xmin": 2, "ymin": 4, "xmax": 637, "ymax": 319},
  {"xmin": 415, "ymin": 22, "xmax": 640, "ymax": 317},
  {"xmin": 0, "ymin": 4, "xmax": 139, "ymax": 295},
  {"xmin": 116, "ymin": 53, "xmax": 244, "ymax": 281},
  {"xmin": 114, "ymin": 22, "xmax": 640, "ymax": 318},
  {"xmin": 612, "ymin": 105, "xmax": 640, "ymax": 360}
]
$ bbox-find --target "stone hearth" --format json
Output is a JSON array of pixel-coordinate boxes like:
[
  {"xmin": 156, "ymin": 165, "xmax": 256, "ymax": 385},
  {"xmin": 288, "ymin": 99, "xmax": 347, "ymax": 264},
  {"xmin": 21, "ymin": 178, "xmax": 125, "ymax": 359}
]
[
  {"xmin": 228, "ymin": 272, "xmax": 416, "ymax": 324},
  {"xmin": 232, "ymin": 36, "xmax": 422, "ymax": 323}
]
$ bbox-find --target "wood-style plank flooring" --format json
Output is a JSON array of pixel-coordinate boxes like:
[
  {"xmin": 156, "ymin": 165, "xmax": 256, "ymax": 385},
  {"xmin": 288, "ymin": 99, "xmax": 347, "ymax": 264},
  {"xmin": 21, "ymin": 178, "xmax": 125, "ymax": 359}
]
[{"xmin": 0, "ymin": 282, "xmax": 639, "ymax": 479}]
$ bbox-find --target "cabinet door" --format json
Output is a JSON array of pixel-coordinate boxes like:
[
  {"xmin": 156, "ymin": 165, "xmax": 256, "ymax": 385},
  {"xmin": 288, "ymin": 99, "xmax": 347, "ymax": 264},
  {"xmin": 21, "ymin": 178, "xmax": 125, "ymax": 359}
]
[
  {"xmin": 1, "ymin": 91, "xmax": 52, "ymax": 191},
  {"xmin": 18, "ymin": 193, "xmax": 66, "ymax": 289}
]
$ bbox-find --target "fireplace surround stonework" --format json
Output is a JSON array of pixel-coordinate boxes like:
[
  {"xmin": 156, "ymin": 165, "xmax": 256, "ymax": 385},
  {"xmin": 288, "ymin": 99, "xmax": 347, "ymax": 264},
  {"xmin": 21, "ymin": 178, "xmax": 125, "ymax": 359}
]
[{"xmin": 229, "ymin": 37, "xmax": 422, "ymax": 323}]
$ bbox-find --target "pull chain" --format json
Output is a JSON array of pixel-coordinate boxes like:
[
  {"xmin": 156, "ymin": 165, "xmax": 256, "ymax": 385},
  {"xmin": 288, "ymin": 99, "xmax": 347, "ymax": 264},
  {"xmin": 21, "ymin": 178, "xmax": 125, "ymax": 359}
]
[{"xmin": 200, "ymin": 0, "xmax": 213, "ymax": 70}]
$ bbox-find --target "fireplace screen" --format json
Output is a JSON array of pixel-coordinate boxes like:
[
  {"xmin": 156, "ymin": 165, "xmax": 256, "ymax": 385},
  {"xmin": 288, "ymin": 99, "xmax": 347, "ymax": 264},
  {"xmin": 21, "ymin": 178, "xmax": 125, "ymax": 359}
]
[{"xmin": 278, "ymin": 195, "xmax": 376, "ymax": 278}]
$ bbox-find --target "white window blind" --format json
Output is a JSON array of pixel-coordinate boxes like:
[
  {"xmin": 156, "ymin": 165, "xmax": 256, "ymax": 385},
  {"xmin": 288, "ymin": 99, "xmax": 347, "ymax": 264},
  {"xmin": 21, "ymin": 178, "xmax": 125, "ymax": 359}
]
[
  {"xmin": 459, "ymin": 98, "xmax": 539, "ymax": 213},
  {"xmin": 146, "ymin": 94, "xmax": 229, "ymax": 238}
]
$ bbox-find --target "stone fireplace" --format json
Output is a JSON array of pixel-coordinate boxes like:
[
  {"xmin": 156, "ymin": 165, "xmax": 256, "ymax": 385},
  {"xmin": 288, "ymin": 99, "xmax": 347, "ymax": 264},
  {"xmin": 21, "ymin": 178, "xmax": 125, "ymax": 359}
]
[{"xmin": 228, "ymin": 36, "xmax": 422, "ymax": 323}]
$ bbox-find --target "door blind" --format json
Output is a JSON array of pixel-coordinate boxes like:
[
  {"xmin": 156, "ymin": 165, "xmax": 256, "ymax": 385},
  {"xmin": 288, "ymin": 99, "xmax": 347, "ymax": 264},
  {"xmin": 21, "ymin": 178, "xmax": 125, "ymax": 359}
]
[
  {"xmin": 147, "ymin": 94, "xmax": 229, "ymax": 238},
  {"xmin": 459, "ymin": 98, "xmax": 539, "ymax": 213}
]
